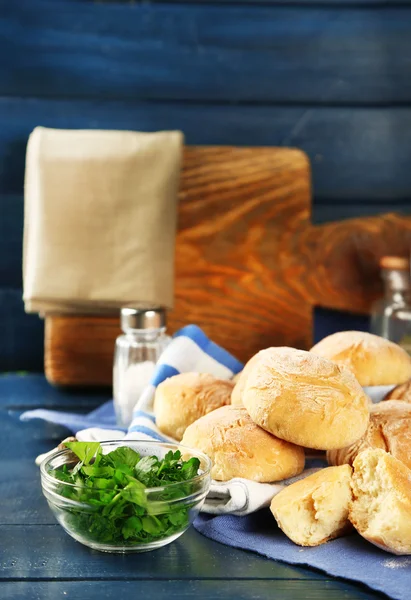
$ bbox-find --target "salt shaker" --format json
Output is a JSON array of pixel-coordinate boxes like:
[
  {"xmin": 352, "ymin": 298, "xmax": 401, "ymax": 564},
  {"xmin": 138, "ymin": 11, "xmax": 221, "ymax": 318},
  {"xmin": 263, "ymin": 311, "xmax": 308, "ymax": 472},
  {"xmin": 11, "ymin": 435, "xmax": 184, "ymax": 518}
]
[
  {"xmin": 113, "ymin": 307, "xmax": 170, "ymax": 428},
  {"xmin": 371, "ymin": 256, "xmax": 411, "ymax": 354}
]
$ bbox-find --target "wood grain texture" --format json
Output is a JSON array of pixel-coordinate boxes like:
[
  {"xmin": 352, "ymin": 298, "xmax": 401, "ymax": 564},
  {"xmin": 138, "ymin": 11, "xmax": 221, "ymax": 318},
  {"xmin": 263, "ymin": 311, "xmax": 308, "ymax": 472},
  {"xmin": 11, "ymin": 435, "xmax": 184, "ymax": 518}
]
[
  {"xmin": 6, "ymin": 1, "xmax": 411, "ymax": 104},
  {"xmin": 301, "ymin": 213, "xmax": 411, "ymax": 313},
  {"xmin": 43, "ymin": 147, "xmax": 411, "ymax": 386},
  {"xmin": 45, "ymin": 146, "xmax": 312, "ymax": 385}
]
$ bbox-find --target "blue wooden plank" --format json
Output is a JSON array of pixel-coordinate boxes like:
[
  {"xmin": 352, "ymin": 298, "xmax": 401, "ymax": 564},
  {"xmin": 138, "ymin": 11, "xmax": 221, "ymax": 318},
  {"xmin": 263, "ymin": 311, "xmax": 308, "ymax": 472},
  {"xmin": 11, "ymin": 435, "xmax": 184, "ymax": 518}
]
[
  {"xmin": 0, "ymin": 290, "xmax": 44, "ymax": 372},
  {"xmin": 0, "ymin": 408, "xmax": 75, "ymax": 460},
  {"xmin": 0, "ymin": 524, "xmax": 319, "ymax": 580},
  {"xmin": 0, "ymin": 373, "xmax": 109, "ymax": 410},
  {"xmin": 314, "ymin": 307, "xmax": 369, "ymax": 343},
  {"xmin": 4, "ymin": 1, "xmax": 411, "ymax": 104},
  {"xmin": 313, "ymin": 202, "xmax": 411, "ymax": 224},
  {"xmin": 0, "ymin": 580, "xmax": 381, "ymax": 600},
  {"xmin": 2, "ymin": 98, "xmax": 411, "ymax": 203},
  {"xmin": 0, "ymin": 196, "xmax": 23, "ymax": 288},
  {"xmin": 42, "ymin": 0, "xmax": 411, "ymax": 5}
]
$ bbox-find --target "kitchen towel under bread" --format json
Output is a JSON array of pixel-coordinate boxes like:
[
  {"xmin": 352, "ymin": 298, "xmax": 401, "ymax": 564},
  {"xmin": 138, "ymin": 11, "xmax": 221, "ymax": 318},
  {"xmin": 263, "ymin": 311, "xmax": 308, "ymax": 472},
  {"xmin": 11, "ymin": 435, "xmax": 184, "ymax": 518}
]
[{"xmin": 195, "ymin": 509, "xmax": 410, "ymax": 600}]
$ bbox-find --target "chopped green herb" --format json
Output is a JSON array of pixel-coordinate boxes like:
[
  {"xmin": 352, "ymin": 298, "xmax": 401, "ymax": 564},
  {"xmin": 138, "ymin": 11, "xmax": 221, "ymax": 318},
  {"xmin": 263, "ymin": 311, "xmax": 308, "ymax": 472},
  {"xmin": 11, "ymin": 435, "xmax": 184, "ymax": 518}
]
[{"xmin": 51, "ymin": 442, "xmax": 201, "ymax": 546}]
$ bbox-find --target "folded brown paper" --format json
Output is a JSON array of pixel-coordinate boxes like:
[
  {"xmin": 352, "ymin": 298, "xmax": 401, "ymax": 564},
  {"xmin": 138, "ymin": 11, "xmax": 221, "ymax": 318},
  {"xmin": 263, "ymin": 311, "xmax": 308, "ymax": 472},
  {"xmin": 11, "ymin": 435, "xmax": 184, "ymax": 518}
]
[{"xmin": 23, "ymin": 127, "xmax": 183, "ymax": 314}]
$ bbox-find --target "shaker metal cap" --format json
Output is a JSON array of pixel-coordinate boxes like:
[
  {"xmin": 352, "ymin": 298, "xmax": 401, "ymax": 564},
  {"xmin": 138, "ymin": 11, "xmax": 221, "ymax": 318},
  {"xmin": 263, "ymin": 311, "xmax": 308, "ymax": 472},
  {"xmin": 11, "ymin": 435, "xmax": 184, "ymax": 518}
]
[{"xmin": 120, "ymin": 307, "xmax": 166, "ymax": 331}]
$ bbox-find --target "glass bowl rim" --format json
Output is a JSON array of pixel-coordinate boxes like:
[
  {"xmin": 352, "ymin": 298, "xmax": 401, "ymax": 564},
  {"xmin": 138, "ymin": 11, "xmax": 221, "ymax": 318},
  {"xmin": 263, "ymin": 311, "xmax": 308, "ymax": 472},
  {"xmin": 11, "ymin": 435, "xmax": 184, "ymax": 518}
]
[{"xmin": 40, "ymin": 439, "xmax": 212, "ymax": 493}]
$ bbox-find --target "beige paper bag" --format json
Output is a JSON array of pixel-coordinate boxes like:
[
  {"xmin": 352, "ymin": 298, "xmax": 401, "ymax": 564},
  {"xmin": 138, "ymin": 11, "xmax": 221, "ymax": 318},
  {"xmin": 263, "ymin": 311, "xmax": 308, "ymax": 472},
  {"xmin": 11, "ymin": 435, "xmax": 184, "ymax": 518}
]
[{"xmin": 23, "ymin": 127, "xmax": 183, "ymax": 314}]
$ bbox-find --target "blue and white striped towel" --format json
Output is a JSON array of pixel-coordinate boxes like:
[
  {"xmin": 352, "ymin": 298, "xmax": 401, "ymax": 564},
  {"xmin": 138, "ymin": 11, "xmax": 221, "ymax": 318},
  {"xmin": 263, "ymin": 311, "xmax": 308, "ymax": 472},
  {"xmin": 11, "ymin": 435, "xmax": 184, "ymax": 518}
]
[
  {"xmin": 22, "ymin": 325, "xmax": 325, "ymax": 515},
  {"xmin": 22, "ymin": 325, "xmax": 242, "ymax": 438}
]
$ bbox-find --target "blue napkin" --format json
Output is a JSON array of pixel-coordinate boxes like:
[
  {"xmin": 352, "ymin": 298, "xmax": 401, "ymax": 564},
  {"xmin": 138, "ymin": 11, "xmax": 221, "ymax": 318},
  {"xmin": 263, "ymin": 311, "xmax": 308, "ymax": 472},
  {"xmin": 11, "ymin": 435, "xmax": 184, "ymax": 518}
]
[{"xmin": 194, "ymin": 510, "xmax": 411, "ymax": 600}]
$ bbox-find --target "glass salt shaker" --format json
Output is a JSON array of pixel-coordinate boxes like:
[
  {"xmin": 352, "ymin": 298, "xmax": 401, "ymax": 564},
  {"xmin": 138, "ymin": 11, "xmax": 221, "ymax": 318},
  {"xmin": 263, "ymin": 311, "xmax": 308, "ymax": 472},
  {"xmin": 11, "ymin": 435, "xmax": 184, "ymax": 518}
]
[
  {"xmin": 371, "ymin": 256, "xmax": 411, "ymax": 355},
  {"xmin": 113, "ymin": 307, "xmax": 170, "ymax": 428}
]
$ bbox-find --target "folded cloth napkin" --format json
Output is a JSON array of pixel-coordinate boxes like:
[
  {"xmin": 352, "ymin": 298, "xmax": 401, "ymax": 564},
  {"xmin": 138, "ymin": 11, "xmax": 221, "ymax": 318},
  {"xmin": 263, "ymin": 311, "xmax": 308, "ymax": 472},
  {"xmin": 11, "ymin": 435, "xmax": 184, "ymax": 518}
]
[
  {"xmin": 194, "ymin": 510, "xmax": 411, "ymax": 600},
  {"xmin": 22, "ymin": 325, "xmax": 325, "ymax": 515},
  {"xmin": 23, "ymin": 126, "xmax": 183, "ymax": 314}
]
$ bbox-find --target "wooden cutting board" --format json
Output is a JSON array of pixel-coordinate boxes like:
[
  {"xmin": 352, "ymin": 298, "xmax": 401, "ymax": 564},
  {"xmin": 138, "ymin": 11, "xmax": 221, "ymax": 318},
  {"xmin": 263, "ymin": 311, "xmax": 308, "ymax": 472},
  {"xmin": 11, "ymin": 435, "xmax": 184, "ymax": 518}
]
[{"xmin": 44, "ymin": 146, "xmax": 411, "ymax": 386}]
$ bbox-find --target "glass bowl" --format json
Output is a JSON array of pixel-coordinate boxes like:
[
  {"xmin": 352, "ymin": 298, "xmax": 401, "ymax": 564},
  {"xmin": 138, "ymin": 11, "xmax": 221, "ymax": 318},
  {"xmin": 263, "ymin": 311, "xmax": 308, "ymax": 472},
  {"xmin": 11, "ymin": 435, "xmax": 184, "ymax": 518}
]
[{"xmin": 40, "ymin": 440, "xmax": 211, "ymax": 553}]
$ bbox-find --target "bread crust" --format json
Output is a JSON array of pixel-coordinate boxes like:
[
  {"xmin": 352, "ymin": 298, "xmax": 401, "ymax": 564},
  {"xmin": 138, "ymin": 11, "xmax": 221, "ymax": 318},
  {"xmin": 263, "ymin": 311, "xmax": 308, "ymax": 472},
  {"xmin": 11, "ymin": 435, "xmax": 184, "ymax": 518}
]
[
  {"xmin": 327, "ymin": 401, "xmax": 411, "ymax": 470},
  {"xmin": 154, "ymin": 372, "xmax": 234, "ymax": 441},
  {"xmin": 310, "ymin": 331, "xmax": 411, "ymax": 386},
  {"xmin": 242, "ymin": 347, "xmax": 370, "ymax": 450},
  {"xmin": 231, "ymin": 349, "xmax": 272, "ymax": 407},
  {"xmin": 181, "ymin": 405, "xmax": 305, "ymax": 482}
]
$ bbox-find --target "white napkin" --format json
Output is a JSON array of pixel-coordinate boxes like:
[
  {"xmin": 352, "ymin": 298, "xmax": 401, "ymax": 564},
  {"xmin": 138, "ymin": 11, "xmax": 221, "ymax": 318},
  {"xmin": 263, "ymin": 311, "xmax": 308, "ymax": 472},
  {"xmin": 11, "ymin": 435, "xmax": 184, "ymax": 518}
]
[
  {"xmin": 363, "ymin": 385, "xmax": 396, "ymax": 403},
  {"xmin": 203, "ymin": 469, "xmax": 320, "ymax": 516}
]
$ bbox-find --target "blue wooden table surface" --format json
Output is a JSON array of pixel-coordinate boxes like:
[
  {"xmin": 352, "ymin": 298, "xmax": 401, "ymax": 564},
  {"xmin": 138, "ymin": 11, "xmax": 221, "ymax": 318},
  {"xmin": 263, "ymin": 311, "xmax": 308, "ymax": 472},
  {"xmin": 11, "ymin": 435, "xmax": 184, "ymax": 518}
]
[{"xmin": 0, "ymin": 374, "xmax": 385, "ymax": 599}]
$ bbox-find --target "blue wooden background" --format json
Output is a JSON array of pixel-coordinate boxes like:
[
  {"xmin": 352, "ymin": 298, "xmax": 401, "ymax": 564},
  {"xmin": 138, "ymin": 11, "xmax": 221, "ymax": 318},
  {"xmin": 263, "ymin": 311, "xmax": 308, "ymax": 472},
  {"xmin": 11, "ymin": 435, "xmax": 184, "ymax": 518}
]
[{"xmin": 1, "ymin": 0, "xmax": 410, "ymax": 371}]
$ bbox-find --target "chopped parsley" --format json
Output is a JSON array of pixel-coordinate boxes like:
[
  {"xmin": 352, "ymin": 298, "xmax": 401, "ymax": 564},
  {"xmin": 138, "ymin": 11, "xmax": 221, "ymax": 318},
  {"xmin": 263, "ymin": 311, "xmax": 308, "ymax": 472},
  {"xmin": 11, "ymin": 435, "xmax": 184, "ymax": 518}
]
[{"xmin": 49, "ymin": 441, "xmax": 201, "ymax": 546}]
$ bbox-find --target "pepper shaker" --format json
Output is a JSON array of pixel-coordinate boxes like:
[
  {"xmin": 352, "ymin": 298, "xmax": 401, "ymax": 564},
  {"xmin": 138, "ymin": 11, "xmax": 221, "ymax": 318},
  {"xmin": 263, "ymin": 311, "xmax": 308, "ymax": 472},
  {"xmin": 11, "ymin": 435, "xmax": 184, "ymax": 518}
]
[{"xmin": 113, "ymin": 307, "xmax": 170, "ymax": 428}]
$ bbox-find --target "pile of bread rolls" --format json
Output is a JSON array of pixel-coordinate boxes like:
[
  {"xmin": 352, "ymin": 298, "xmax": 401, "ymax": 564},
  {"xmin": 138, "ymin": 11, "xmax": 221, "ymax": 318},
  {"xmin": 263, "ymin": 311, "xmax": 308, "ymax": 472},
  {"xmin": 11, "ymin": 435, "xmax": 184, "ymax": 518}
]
[{"xmin": 154, "ymin": 330, "xmax": 411, "ymax": 555}]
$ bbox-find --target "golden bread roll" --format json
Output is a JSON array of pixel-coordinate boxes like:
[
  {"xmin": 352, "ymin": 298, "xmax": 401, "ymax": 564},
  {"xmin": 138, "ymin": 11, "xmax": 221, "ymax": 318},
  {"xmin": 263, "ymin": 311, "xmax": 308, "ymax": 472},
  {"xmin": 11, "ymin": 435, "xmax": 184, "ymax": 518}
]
[
  {"xmin": 327, "ymin": 401, "xmax": 411, "ymax": 470},
  {"xmin": 231, "ymin": 350, "xmax": 271, "ymax": 407},
  {"xmin": 231, "ymin": 371, "xmax": 243, "ymax": 384},
  {"xmin": 154, "ymin": 372, "xmax": 234, "ymax": 441},
  {"xmin": 270, "ymin": 465, "xmax": 353, "ymax": 546},
  {"xmin": 181, "ymin": 405, "xmax": 305, "ymax": 482},
  {"xmin": 349, "ymin": 448, "xmax": 411, "ymax": 555},
  {"xmin": 384, "ymin": 379, "xmax": 411, "ymax": 403},
  {"xmin": 310, "ymin": 331, "xmax": 411, "ymax": 386},
  {"xmin": 242, "ymin": 347, "xmax": 369, "ymax": 450}
]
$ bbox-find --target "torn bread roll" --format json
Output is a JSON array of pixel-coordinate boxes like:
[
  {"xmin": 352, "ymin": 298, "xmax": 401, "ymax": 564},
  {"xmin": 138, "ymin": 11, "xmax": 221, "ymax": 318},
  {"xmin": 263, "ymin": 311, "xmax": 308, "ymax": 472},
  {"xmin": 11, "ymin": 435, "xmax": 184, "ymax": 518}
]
[
  {"xmin": 154, "ymin": 372, "xmax": 234, "ymax": 441},
  {"xmin": 270, "ymin": 465, "xmax": 353, "ymax": 546},
  {"xmin": 310, "ymin": 331, "xmax": 411, "ymax": 386},
  {"xmin": 181, "ymin": 405, "xmax": 305, "ymax": 482},
  {"xmin": 327, "ymin": 401, "xmax": 411, "ymax": 470},
  {"xmin": 242, "ymin": 347, "xmax": 369, "ymax": 450},
  {"xmin": 349, "ymin": 448, "xmax": 411, "ymax": 555}
]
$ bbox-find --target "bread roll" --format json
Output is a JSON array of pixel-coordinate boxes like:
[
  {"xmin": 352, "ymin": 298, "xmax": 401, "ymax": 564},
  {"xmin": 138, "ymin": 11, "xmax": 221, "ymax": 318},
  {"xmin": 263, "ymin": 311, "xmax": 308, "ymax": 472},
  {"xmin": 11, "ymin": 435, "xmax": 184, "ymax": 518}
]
[
  {"xmin": 384, "ymin": 379, "xmax": 411, "ymax": 403},
  {"xmin": 310, "ymin": 331, "xmax": 411, "ymax": 386},
  {"xmin": 181, "ymin": 405, "xmax": 305, "ymax": 482},
  {"xmin": 232, "ymin": 371, "xmax": 243, "ymax": 384},
  {"xmin": 270, "ymin": 465, "xmax": 353, "ymax": 546},
  {"xmin": 242, "ymin": 347, "xmax": 369, "ymax": 450},
  {"xmin": 349, "ymin": 448, "xmax": 411, "ymax": 555},
  {"xmin": 231, "ymin": 349, "xmax": 271, "ymax": 407},
  {"xmin": 154, "ymin": 373, "xmax": 234, "ymax": 441},
  {"xmin": 327, "ymin": 401, "xmax": 411, "ymax": 470}
]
